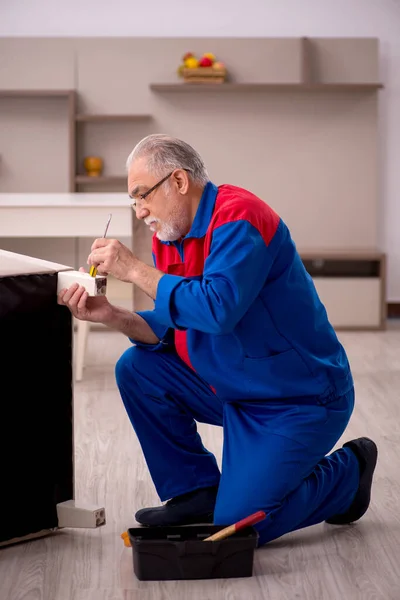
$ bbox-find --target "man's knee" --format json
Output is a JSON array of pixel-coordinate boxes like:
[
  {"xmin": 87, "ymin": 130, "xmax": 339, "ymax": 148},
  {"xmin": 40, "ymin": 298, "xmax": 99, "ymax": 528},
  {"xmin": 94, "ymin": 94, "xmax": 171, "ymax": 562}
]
[
  {"xmin": 115, "ymin": 345, "xmax": 148, "ymax": 388},
  {"xmin": 213, "ymin": 493, "xmax": 279, "ymax": 527},
  {"xmin": 213, "ymin": 497, "xmax": 261, "ymax": 526}
]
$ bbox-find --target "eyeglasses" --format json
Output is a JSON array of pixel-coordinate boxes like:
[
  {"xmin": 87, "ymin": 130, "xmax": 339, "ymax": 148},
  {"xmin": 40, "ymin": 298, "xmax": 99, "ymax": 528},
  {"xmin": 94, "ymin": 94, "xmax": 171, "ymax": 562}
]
[{"xmin": 130, "ymin": 168, "xmax": 190, "ymax": 211}]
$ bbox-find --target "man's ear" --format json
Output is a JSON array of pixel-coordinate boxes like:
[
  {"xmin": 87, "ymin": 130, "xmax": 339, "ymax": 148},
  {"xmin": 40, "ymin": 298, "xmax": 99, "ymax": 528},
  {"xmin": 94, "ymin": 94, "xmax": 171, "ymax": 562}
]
[{"xmin": 172, "ymin": 169, "xmax": 190, "ymax": 195}]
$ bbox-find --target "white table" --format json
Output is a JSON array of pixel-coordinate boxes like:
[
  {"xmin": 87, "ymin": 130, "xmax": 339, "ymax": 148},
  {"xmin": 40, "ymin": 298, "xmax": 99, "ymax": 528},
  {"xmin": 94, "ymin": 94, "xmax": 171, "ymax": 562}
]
[
  {"xmin": 0, "ymin": 193, "xmax": 132, "ymax": 237},
  {"xmin": 0, "ymin": 193, "xmax": 133, "ymax": 381}
]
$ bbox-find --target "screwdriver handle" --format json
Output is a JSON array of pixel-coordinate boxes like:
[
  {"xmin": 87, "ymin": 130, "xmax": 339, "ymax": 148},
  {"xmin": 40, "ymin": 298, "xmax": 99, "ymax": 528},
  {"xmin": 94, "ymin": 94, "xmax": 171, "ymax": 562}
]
[{"xmin": 203, "ymin": 510, "xmax": 266, "ymax": 542}]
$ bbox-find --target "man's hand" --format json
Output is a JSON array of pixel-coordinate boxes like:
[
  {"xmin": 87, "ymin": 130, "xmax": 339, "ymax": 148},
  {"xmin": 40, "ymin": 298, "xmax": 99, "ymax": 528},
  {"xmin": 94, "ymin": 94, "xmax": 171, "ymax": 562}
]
[
  {"xmin": 88, "ymin": 237, "xmax": 164, "ymax": 300},
  {"xmin": 57, "ymin": 267, "xmax": 160, "ymax": 343},
  {"xmin": 57, "ymin": 268, "xmax": 113, "ymax": 323},
  {"xmin": 87, "ymin": 238, "xmax": 137, "ymax": 282}
]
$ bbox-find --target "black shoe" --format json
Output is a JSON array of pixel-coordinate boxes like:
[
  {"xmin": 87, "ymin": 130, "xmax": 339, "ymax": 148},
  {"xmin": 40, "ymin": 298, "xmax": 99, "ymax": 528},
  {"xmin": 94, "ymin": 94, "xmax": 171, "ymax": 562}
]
[
  {"xmin": 135, "ymin": 485, "xmax": 219, "ymax": 527},
  {"xmin": 326, "ymin": 437, "xmax": 378, "ymax": 525}
]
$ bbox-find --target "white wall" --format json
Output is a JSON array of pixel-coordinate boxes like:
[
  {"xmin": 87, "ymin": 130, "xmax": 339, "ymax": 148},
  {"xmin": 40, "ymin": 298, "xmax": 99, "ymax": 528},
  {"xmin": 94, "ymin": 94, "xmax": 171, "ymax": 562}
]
[{"xmin": 1, "ymin": 0, "xmax": 400, "ymax": 301}]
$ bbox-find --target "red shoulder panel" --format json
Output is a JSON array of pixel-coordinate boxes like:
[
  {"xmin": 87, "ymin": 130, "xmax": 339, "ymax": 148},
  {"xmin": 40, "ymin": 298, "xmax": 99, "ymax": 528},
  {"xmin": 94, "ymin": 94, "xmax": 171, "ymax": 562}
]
[{"xmin": 215, "ymin": 185, "xmax": 279, "ymax": 240}]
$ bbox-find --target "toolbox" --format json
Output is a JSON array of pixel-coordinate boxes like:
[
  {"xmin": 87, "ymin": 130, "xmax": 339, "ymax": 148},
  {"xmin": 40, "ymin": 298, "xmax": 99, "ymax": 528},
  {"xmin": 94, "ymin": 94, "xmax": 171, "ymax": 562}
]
[{"xmin": 128, "ymin": 524, "xmax": 259, "ymax": 581}]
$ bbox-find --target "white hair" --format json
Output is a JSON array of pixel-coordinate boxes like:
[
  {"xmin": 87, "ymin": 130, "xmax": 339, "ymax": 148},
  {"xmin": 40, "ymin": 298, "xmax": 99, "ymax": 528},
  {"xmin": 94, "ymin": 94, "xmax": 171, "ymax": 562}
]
[{"xmin": 126, "ymin": 134, "xmax": 209, "ymax": 187}]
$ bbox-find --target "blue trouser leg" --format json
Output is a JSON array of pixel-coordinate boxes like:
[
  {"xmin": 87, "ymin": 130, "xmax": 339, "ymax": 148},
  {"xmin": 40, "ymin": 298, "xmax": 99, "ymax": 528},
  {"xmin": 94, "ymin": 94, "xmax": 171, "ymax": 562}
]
[
  {"xmin": 116, "ymin": 347, "xmax": 359, "ymax": 546},
  {"xmin": 213, "ymin": 389, "xmax": 360, "ymax": 546},
  {"xmin": 115, "ymin": 346, "xmax": 222, "ymax": 501}
]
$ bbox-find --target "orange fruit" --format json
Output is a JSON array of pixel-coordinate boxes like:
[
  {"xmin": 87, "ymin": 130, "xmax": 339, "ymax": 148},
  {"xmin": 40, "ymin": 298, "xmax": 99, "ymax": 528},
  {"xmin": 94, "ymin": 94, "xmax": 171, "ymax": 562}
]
[{"xmin": 184, "ymin": 57, "xmax": 199, "ymax": 69}]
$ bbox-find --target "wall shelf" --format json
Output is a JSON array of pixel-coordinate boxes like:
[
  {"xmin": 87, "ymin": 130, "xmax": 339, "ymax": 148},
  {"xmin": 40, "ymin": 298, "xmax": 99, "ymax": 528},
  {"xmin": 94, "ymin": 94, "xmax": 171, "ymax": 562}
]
[
  {"xmin": 150, "ymin": 82, "xmax": 383, "ymax": 93},
  {"xmin": 75, "ymin": 175, "xmax": 126, "ymax": 185},
  {"xmin": 0, "ymin": 90, "xmax": 74, "ymax": 98},
  {"xmin": 75, "ymin": 114, "xmax": 152, "ymax": 122}
]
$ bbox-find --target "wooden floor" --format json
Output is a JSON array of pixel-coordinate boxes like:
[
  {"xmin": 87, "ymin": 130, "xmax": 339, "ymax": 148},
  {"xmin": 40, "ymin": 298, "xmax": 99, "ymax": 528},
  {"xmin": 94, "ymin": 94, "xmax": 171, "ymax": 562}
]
[{"xmin": 1, "ymin": 324, "xmax": 400, "ymax": 599}]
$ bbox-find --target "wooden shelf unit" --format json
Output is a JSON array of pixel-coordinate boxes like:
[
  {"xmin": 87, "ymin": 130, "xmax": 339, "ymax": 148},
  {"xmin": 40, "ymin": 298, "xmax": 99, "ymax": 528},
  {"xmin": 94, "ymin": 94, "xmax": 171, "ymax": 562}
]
[
  {"xmin": 0, "ymin": 36, "xmax": 388, "ymax": 328},
  {"xmin": 0, "ymin": 38, "xmax": 383, "ymax": 196},
  {"xmin": 299, "ymin": 250, "xmax": 386, "ymax": 330}
]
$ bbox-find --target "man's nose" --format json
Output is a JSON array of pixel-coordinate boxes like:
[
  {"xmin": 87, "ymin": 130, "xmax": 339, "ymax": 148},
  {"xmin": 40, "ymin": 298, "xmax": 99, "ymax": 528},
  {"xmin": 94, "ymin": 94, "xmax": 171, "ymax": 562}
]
[{"xmin": 136, "ymin": 206, "xmax": 150, "ymax": 220}]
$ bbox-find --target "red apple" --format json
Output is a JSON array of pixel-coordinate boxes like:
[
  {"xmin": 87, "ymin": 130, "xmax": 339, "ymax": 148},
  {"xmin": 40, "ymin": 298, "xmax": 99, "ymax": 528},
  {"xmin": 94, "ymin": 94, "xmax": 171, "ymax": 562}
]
[
  {"xmin": 182, "ymin": 52, "xmax": 194, "ymax": 61},
  {"xmin": 199, "ymin": 57, "xmax": 213, "ymax": 67}
]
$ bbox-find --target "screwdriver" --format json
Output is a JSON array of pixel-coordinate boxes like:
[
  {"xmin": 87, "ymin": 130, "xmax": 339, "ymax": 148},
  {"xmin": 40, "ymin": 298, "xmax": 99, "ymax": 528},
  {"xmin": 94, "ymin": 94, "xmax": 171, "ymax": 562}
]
[
  {"xmin": 89, "ymin": 213, "xmax": 112, "ymax": 277},
  {"xmin": 203, "ymin": 510, "xmax": 266, "ymax": 541}
]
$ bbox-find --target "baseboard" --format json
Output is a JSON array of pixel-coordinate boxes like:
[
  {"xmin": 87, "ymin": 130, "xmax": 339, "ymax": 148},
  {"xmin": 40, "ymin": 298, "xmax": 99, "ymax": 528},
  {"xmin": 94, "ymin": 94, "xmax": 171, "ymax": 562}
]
[{"xmin": 387, "ymin": 303, "xmax": 400, "ymax": 318}]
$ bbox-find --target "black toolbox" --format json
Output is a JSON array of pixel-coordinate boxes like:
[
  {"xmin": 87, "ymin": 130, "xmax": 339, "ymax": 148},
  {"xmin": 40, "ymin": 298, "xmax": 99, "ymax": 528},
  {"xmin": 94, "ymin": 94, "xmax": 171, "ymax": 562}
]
[{"xmin": 128, "ymin": 524, "xmax": 259, "ymax": 581}]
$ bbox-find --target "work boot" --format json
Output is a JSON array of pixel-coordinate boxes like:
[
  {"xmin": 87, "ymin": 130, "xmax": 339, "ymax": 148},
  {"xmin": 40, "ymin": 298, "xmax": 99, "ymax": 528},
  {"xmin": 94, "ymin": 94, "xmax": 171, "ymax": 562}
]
[
  {"xmin": 326, "ymin": 437, "xmax": 378, "ymax": 525},
  {"xmin": 135, "ymin": 485, "xmax": 219, "ymax": 527}
]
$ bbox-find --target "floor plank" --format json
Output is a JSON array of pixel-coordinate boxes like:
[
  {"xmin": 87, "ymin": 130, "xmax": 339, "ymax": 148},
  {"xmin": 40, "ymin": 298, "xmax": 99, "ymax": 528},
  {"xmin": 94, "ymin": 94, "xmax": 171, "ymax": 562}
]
[{"xmin": 1, "ymin": 324, "xmax": 400, "ymax": 599}]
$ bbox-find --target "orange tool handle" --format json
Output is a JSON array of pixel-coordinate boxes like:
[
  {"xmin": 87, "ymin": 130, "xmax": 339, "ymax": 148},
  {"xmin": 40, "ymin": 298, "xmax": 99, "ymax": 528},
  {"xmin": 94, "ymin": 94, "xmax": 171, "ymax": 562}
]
[
  {"xmin": 121, "ymin": 531, "xmax": 131, "ymax": 547},
  {"xmin": 203, "ymin": 510, "xmax": 266, "ymax": 542}
]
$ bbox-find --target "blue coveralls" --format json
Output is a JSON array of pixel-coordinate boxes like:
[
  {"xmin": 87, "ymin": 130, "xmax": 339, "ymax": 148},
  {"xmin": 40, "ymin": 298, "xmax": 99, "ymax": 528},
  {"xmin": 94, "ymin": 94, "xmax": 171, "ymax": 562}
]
[{"xmin": 116, "ymin": 182, "xmax": 359, "ymax": 546}]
